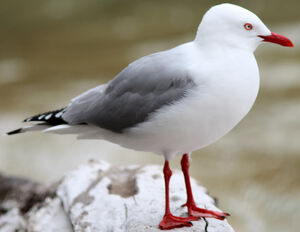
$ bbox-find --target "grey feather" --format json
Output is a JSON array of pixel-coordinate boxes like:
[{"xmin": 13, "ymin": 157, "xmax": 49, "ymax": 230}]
[{"xmin": 63, "ymin": 50, "xmax": 196, "ymax": 133}]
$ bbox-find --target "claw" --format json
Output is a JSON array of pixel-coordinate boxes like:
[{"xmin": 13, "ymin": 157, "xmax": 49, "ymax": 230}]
[
  {"xmin": 159, "ymin": 214, "xmax": 197, "ymax": 230},
  {"xmin": 183, "ymin": 202, "xmax": 230, "ymax": 221}
]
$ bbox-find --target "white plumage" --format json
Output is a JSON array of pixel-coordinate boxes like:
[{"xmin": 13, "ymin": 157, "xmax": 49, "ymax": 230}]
[
  {"xmin": 8, "ymin": 3, "xmax": 293, "ymax": 230},
  {"xmin": 44, "ymin": 4, "xmax": 266, "ymax": 160}
]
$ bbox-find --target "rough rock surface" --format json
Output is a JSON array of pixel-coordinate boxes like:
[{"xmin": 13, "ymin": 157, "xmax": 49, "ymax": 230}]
[{"xmin": 0, "ymin": 160, "xmax": 234, "ymax": 232}]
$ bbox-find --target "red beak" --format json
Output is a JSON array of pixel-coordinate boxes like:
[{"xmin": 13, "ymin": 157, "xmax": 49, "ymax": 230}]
[{"xmin": 258, "ymin": 32, "xmax": 294, "ymax": 47}]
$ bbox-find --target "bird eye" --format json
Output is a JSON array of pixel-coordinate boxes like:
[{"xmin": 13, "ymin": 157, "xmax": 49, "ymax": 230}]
[{"xmin": 244, "ymin": 23, "xmax": 253, "ymax": 31}]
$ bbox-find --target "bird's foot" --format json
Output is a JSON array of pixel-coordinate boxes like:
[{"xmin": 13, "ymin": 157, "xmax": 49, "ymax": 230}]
[
  {"xmin": 182, "ymin": 202, "xmax": 230, "ymax": 220},
  {"xmin": 159, "ymin": 213, "xmax": 199, "ymax": 230}
]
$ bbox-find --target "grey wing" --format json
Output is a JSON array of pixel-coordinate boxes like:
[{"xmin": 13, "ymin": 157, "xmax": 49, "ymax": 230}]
[{"xmin": 63, "ymin": 51, "xmax": 196, "ymax": 133}]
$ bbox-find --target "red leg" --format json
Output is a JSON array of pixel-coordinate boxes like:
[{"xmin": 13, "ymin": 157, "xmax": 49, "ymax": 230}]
[
  {"xmin": 159, "ymin": 161, "xmax": 198, "ymax": 230},
  {"xmin": 181, "ymin": 154, "xmax": 230, "ymax": 220}
]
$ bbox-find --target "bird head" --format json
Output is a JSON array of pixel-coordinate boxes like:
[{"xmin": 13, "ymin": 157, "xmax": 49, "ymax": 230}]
[{"xmin": 195, "ymin": 3, "xmax": 293, "ymax": 52}]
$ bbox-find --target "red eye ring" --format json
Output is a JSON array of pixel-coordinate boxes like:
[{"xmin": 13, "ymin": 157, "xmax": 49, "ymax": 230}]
[{"xmin": 244, "ymin": 23, "xmax": 253, "ymax": 31}]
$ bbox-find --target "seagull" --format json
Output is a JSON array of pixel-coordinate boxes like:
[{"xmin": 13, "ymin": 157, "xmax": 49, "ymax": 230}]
[{"xmin": 7, "ymin": 3, "xmax": 293, "ymax": 230}]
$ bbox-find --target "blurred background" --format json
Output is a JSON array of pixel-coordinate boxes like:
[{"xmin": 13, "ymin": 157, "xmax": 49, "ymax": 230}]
[{"xmin": 0, "ymin": 0, "xmax": 299, "ymax": 231}]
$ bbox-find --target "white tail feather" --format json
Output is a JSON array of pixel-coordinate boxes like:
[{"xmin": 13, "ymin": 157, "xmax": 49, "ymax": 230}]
[
  {"xmin": 24, "ymin": 125, "xmax": 50, "ymax": 132},
  {"xmin": 44, "ymin": 124, "xmax": 99, "ymax": 136},
  {"xmin": 8, "ymin": 123, "xmax": 105, "ymax": 140}
]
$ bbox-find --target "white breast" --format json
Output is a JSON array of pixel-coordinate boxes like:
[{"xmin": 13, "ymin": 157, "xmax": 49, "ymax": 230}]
[{"xmin": 103, "ymin": 45, "xmax": 260, "ymax": 160}]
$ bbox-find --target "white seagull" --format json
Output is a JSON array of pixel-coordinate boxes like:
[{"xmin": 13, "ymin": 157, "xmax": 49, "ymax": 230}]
[{"xmin": 8, "ymin": 3, "xmax": 293, "ymax": 230}]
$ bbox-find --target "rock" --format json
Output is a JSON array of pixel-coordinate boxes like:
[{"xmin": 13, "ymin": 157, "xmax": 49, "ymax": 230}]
[
  {"xmin": 0, "ymin": 208, "xmax": 26, "ymax": 232},
  {"xmin": 26, "ymin": 197, "xmax": 73, "ymax": 232},
  {"xmin": 0, "ymin": 173, "xmax": 56, "ymax": 214},
  {"xmin": 0, "ymin": 160, "xmax": 234, "ymax": 232}
]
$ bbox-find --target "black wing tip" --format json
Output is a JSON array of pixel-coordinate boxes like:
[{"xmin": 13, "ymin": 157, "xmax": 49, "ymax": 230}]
[
  {"xmin": 23, "ymin": 118, "xmax": 31, "ymax": 122},
  {"xmin": 7, "ymin": 128, "xmax": 23, "ymax": 135},
  {"xmin": 23, "ymin": 108, "xmax": 67, "ymax": 125},
  {"xmin": 8, "ymin": 108, "xmax": 67, "ymax": 135}
]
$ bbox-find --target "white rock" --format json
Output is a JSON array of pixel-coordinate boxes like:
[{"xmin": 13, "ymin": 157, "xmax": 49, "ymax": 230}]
[
  {"xmin": 0, "ymin": 208, "xmax": 26, "ymax": 232},
  {"xmin": 0, "ymin": 160, "xmax": 234, "ymax": 232},
  {"xmin": 27, "ymin": 197, "xmax": 73, "ymax": 232},
  {"xmin": 57, "ymin": 160, "xmax": 234, "ymax": 232}
]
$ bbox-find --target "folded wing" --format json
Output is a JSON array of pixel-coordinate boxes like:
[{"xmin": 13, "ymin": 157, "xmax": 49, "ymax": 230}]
[{"xmin": 63, "ymin": 51, "xmax": 196, "ymax": 133}]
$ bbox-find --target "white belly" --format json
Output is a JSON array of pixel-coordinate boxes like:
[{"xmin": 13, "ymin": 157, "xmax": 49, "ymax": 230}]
[{"xmin": 112, "ymin": 53, "xmax": 260, "ymax": 159}]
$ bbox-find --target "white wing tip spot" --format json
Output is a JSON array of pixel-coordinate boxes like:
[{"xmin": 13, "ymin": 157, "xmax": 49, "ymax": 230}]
[
  {"xmin": 38, "ymin": 115, "xmax": 45, "ymax": 120},
  {"xmin": 55, "ymin": 112, "xmax": 63, "ymax": 118},
  {"xmin": 45, "ymin": 114, "xmax": 52, "ymax": 120}
]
